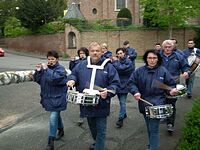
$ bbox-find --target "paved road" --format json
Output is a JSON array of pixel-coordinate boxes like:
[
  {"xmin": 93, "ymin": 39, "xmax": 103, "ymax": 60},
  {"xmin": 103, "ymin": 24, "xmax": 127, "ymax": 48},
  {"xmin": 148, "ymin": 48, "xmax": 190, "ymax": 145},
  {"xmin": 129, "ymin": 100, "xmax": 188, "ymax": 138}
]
[{"xmin": 0, "ymin": 50, "xmax": 199, "ymax": 150}]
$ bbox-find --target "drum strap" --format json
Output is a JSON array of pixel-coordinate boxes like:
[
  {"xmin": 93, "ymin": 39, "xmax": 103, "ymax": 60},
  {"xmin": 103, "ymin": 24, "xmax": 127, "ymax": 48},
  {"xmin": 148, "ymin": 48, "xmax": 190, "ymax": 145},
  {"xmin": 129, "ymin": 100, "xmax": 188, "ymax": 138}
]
[{"xmin": 87, "ymin": 56, "xmax": 110, "ymax": 90}]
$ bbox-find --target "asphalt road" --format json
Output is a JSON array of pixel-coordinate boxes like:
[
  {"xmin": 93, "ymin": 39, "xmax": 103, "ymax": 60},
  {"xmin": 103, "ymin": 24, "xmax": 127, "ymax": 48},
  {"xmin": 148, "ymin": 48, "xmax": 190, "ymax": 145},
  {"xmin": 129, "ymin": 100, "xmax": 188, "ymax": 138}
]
[{"xmin": 0, "ymin": 51, "xmax": 199, "ymax": 150}]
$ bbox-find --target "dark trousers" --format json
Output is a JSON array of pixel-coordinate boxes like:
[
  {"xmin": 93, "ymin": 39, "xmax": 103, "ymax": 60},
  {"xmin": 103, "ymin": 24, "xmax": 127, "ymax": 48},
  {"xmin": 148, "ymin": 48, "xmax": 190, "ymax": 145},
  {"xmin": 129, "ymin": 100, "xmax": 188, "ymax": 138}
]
[{"xmin": 165, "ymin": 98, "xmax": 177, "ymax": 126}]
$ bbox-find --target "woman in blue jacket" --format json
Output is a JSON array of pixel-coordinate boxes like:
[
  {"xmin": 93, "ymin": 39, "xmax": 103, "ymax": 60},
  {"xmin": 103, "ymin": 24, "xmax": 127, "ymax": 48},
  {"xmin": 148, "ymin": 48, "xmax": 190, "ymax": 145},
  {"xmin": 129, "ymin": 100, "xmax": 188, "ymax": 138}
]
[
  {"xmin": 128, "ymin": 49, "xmax": 177, "ymax": 150},
  {"xmin": 33, "ymin": 50, "xmax": 67, "ymax": 150},
  {"xmin": 112, "ymin": 47, "xmax": 134, "ymax": 128}
]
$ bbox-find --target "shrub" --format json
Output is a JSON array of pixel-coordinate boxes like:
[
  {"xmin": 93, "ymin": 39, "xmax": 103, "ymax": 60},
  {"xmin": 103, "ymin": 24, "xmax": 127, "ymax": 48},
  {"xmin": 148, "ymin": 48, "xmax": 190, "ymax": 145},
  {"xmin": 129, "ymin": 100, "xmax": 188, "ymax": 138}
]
[
  {"xmin": 193, "ymin": 27, "xmax": 200, "ymax": 49},
  {"xmin": 4, "ymin": 17, "xmax": 31, "ymax": 37},
  {"xmin": 117, "ymin": 8, "xmax": 132, "ymax": 27},
  {"xmin": 178, "ymin": 99, "xmax": 200, "ymax": 150}
]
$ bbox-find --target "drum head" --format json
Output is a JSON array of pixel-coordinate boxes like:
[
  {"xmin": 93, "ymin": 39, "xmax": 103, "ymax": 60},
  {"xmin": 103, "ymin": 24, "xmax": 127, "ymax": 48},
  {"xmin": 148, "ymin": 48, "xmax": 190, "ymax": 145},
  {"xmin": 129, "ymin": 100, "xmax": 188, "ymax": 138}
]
[{"xmin": 188, "ymin": 55, "xmax": 196, "ymax": 66}]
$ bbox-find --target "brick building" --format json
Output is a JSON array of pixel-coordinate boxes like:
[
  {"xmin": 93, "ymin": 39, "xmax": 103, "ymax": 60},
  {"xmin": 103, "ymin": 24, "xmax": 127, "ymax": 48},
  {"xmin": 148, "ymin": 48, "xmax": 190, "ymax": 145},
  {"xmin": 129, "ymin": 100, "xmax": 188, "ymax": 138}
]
[{"xmin": 67, "ymin": 0, "xmax": 141, "ymax": 24}]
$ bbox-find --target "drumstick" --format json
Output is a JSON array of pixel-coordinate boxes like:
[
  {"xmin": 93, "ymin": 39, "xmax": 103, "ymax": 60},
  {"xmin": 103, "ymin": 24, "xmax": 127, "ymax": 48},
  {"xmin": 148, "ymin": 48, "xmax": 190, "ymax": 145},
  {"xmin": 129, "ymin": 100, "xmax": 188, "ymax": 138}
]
[
  {"xmin": 153, "ymin": 80, "xmax": 173, "ymax": 90},
  {"xmin": 139, "ymin": 98, "xmax": 153, "ymax": 106},
  {"xmin": 93, "ymin": 85, "xmax": 116, "ymax": 94}
]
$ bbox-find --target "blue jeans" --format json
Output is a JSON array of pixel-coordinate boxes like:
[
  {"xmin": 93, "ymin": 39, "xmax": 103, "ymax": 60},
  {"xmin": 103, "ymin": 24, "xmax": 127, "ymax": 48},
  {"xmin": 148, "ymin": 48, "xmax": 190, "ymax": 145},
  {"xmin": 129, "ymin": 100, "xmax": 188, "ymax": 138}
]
[
  {"xmin": 49, "ymin": 111, "xmax": 64, "ymax": 139},
  {"xmin": 87, "ymin": 117, "xmax": 107, "ymax": 150},
  {"xmin": 186, "ymin": 73, "xmax": 195, "ymax": 95},
  {"xmin": 144, "ymin": 115, "xmax": 160, "ymax": 150},
  {"xmin": 117, "ymin": 93, "xmax": 128, "ymax": 120},
  {"xmin": 166, "ymin": 98, "xmax": 177, "ymax": 126}
]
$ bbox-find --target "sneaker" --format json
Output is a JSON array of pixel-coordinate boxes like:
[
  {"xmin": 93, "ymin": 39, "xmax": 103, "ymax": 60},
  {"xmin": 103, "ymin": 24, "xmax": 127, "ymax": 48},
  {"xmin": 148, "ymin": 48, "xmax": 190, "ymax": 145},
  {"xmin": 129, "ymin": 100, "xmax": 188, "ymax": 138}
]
[
  {"xmin": 187, "ymin": 93, "xmax": 192, "ymax": 99},
  {"xmin": 55, "ymin": 129, "xmax": 64, "ymax": 141},
  {"xmin": 89, "ymin": 143, "xmax": 95, "ymax": 150},
  {"xmin": 116, "ymin": 119, "xmax": 123, "ymax": 128},
  {"xmin": 167, "ymin": 124, "xmax": 174, "ymax": 134},
  {"xmin": 77, "ymin": 118, "xmax": 84, "ymax": 126}
]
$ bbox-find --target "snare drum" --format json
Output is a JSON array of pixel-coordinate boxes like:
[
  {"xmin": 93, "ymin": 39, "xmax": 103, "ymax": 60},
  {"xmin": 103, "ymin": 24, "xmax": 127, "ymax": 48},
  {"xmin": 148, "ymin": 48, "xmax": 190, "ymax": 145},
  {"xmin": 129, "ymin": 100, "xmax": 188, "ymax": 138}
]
[
  {"xmin": 166, "ymin": 84, "xmax": 187, "ymax": 99},
  {"xmin": 145, "ymin": 104, "xmax": 173, "ymax": 119},
  {"xmin": 67, "ymin": 88, "xmax": 100, "ymax": 106},
  {"xmin": 188, "ymin": 54, "xmax": 200, "ymax": 74}
]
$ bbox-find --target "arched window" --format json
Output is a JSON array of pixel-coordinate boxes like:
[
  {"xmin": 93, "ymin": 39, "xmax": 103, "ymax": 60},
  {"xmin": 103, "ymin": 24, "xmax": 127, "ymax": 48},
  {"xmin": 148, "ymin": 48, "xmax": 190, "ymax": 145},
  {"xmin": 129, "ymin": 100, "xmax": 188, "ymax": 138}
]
[
  {"xmin": 115, "ymin": 0, "xmax": 127, "ymax": 11},
  {"xmin": 92, "ymin": 8, "xmax": 97, "ymax": 15},
  {"xmin": 68, "ymin": 32, "xmax": 76, "ymax": 49}
]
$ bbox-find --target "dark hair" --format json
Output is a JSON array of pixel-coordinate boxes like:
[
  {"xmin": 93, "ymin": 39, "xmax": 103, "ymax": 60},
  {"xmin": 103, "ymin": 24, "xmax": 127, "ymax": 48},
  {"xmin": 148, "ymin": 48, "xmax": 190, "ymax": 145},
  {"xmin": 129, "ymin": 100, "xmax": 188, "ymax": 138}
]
[
  {"xmin": 143, "ymin": 49, "xmax": 162, "ymax": 66},
  {"xmin": 170, "ymin": 38, "xmax": 178, "ymax": 44},
  {"xmin": 188, "ymin": 39, "xmax": 194, "ymax": 42},
  {"xmin": 155, "ymin": 42, "xmax": 161, "ymax": 45},
  {"xmin": 116, "ymin": 47, "xmax": 126, "ymax": 54},
  {"xmin": 47, "ymin": 50, "xmax": 59, "ymax": 59},
  {"xmin": 77, "ymin": 47, "xmax": 89, "ymax": 57},
  {"xmin": 123, "ymin": 40, "xmax": 129, "ymax": 45}
]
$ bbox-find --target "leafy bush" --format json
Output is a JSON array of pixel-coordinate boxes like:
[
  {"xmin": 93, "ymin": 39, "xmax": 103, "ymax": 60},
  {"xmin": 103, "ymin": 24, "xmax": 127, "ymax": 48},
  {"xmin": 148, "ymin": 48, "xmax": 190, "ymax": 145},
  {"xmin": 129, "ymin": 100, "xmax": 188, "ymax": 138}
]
[
  {"xmin": 193, "ymin": 27, "xmax": 200, "ymax": 49},
  {"xmin": 4, "ymin": 17, "xmax": 31, "ymax": 37},
  {"xmin": 178, "ymin": 99, "xmax": 200, "ymax": 150},
  {"xmin": 117, "ymin": 8, "xmax": 132, "ymax": 26}
]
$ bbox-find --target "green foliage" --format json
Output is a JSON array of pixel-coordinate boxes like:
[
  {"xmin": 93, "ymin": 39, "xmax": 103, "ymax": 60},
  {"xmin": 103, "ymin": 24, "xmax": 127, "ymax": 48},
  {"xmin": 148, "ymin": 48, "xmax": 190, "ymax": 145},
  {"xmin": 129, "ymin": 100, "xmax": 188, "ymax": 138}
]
[
  {"xmin": 193, "ymin": 27, "xmax": 200, "ymax": 49},
  {"xmin": 36, "ymin": 21, "xmax": 65, "ymax": 34},
  {"xmin": 16, "ymin": 0, "xmax": 67, "ymax": 31},
  {"xmin": 178, "ymin": 99, "xmax": 200, "ymax": 150},
  {"xmin": 4, "ymin": 17, "xmax": 31, "ymax": 37},
  {"xmin": 117, "ymin": 8, "xmax": 132, "ymax": 27}
]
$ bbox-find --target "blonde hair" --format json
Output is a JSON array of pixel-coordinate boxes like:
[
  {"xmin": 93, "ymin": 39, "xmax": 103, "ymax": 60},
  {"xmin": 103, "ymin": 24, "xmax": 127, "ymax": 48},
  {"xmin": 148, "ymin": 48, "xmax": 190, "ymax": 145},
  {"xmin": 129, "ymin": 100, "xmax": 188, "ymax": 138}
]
[
  {"xmin": 89, "ymin": 42, "xmax": 102, "ymax": 50},
  {"xmin": 101, "ymin": 43, "xmax": 108, "ymax": 49}
]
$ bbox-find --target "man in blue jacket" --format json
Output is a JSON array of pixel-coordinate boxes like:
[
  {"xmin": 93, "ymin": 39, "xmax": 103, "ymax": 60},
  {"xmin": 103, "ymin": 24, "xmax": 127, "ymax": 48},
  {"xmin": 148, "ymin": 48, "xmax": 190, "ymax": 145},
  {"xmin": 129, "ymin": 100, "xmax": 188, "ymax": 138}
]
[
  {"xmin": 123, "ymin": 40, "xmax": 137, "ymax": 68},
  {"xmin": 160, "ymin": 40, "xmax": 190, "ymax": 134},
  {"xmin": 183, "ymin": 39, "xmax": 200, "ymax": 99},
  {"xmin": 33, "ymin": 50, "xmax": 67, "ymax": 150},
  {"xmin": 112, "ymin": 47, "xmax": 134, "ymax": 128},
  {"xmin": 67, "ymin": 42, "xmax": 120, "ymax": 150},
  {"xmin": 128, "ymin": 49, "xmax": 177, "ymax": 150}
]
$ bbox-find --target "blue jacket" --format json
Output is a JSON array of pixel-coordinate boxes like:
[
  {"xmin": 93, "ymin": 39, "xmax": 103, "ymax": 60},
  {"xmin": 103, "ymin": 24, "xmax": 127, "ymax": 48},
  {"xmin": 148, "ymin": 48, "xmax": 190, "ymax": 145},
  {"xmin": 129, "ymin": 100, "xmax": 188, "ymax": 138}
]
[
  {"xmin": 68, "ymin": 58, "xmax": 120, "ymax": 117},
  {"xmin": 101, "ymin": 51, "xmax": 112, "ymax": 60},
  {"xmin": 160, "ymin": 51, "xmax": 190, "ymax": 78},
  {"xmin": 128, "ymin": 65, "xmax": 176, "ymax": 114},
  {"xmin": 183, "ymin": 48, "xmax": 200, "ymax": 58},
  {"xmin": 69, "ymin": 57, "xmax": 87, "ymax": 70},
  {"xmin": 33, "ymin": 63, "xmax": 67, "ymax": 111},
  {"xmin": 112, "ymin": 56, "xmax": 134, "ymax": 93}
]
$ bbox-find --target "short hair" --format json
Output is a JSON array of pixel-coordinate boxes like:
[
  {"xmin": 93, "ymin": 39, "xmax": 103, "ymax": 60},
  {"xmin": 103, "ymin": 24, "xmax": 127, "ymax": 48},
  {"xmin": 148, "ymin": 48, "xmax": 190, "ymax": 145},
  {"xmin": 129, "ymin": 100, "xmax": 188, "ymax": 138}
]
[
  {"xmin": 123, "ymin": 40, "xmax": 129, "ymax": 45},
  {"xmin": 188, "ymin": 39, "xmax": 194, "ymax": 42},
  {"xmin": 162, "ymin": 40, "xmax": 174, "ymax": 47},
  {"xmin": 155, "ymin": 42, "xmax": 161, "ymax": 45},
  {"xmin": 89, "ymin": 42, "xmax": 101, "ymax": 50},
  {"xmin": 143, "ymin": 49, "xmax": 162, "ymax": 66},
  {"xmin": 77, "ymin": 47, "xmax": 89, "ymax": 57},
  {"xmin": 116, "ymin": 47, "xmax": 126, "ymax": 54},
  {"xmin": 47, "ymin": 50, "xmax": 59, "ymax": 59},
  {"xmin": 170, "ymin": 38, "xmax": 178, "ymax": 44}
]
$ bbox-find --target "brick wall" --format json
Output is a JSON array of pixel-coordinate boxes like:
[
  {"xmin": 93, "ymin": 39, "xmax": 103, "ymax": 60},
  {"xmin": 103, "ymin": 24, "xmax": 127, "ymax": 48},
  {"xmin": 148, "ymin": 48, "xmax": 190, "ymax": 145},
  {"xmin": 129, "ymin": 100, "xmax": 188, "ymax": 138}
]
[{"xmin": 5, "ymin": 27, "xmax": 196, "ymax": 57}]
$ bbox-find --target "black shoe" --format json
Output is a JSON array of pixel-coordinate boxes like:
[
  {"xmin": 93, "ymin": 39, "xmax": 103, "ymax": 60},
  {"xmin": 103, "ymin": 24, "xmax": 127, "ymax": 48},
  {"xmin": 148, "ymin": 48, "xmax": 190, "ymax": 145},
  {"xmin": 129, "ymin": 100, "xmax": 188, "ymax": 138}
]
[
  {"xmin": 46, "ymin": 138, "xmax": 54, "ymax": 150},
  {"xmin": 167, "ymin": 124, "xmax": 174, "ymax": 134},
  {"xmin": 89, "ymin": 143, "xmax": 95, "ymax": 150},
  {"xmin": 187, "ymin": 93, "xmax": 192, "ymax": 99},
  {"xmin": 55, "ymin": 129, "xmax": 64, "ymax": 141},
  {"xmin": 116, "ymin": 119, "xmax": 123, "ymax": 128}
]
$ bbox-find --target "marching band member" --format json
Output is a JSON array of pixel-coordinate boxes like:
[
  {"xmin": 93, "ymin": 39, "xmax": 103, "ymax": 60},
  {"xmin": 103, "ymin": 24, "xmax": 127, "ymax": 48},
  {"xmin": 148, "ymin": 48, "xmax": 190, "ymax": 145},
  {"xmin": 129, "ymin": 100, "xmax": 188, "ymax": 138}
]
[
  {"xmin": 69, "ymin": 47, "xmax": 89, "ymax": 126},
  {"xmin": 33, "ymin": 50, "xmax": 68, "ymax": 150},
  {"xmin": 160, "ymin": 40, "xmax": 190, "ymax": 134},
  {"xmin": 101, "ymin": 43, "xmax": 112, "ymax": 60},
  {"xmin": 183, "ymin": 39, "xmax": 200, "ymax": 99},
  {"xmin": 67, "ymin": 42, "xmax": 120, "ymax": 150},
  {"xmin": 112, "ymin": 47, "xmax": 134, "ymax": 128},
  {"xmin": 128, "ymin": 49, "xmax": 177, "ymax": 150}
]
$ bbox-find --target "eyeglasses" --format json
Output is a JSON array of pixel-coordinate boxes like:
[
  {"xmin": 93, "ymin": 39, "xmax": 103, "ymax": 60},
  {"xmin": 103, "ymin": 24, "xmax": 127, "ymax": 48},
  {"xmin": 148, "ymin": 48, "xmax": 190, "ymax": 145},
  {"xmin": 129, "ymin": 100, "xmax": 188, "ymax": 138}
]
[{"xmin": 147, "ymin": 57, "xmax": 158, "ymax": 60}]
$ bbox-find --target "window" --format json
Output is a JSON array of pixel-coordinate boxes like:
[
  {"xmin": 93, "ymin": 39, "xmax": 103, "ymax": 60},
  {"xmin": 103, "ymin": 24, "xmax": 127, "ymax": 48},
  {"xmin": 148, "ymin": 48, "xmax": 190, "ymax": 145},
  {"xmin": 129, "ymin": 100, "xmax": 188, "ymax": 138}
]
[
  {"xmin": 115, "ymin": 0, "xmax": 127, "ymax": 11},
  {"xmin": 92, "ymin": 8, "xmax": 97, "ymax": 15},
  {"xmin": 68, "ymin": 32, "xmax": 76, "ymax": 49}
]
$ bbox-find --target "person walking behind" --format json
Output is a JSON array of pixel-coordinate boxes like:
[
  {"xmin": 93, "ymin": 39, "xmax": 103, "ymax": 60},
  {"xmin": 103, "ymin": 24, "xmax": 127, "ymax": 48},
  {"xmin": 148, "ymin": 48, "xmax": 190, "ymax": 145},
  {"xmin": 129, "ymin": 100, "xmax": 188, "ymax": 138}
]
[
  {"xmin": 128, "ymin": 49, "xmax": 177, "ymax": 150},
  {"xmin": 160, "ymin": 40, "xmax": 190, "ymax": 134},
  {"xmin": 123, "ymin": 40, "xmax": 137, "ymax": 68},
  {"xmin": 112, "ymin": 48, "xmax": 134, "ymax": 128},
  {"xmin": 67, "ymin": 42, "xmax": 120, "ymax": 150},
  {"xmin": 33, "ymin": 50, "xmax": 68, "ymax": 150},
  {"xmin": 69, "ymin": 47, "xmax": 89, "ymax": 125},
  {"xmin": 183, "ymin": 39, "xmax": 200, "ymax": 99}
]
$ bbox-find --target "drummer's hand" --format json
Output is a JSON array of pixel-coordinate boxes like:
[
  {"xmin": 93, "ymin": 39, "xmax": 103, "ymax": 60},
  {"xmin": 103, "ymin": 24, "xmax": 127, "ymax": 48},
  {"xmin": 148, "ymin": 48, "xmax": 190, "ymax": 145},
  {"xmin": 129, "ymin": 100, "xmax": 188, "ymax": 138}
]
[
  {"xmin": 100, "ymin": 88, "xmax": 108, "ymax": 99},
  {"xmin": 67, "ymin": 80, "xmax": 75, "ymax": 87},
  {"xmin": 181, "ymin": 72, "xmax": 189, "ymax": 79},
  {"xmin": 134, "ymin": 93, "xmax": 141, "ymax": 101},
  {"xmin": 170, "ymin": 88, "xmax": 178, "ymax": 96}
]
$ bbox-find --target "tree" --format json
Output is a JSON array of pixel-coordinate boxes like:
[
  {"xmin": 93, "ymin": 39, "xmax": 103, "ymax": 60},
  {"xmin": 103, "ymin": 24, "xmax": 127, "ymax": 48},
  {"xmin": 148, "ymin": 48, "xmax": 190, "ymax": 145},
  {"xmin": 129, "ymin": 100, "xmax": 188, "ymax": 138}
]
[
  {"xmin": 0, "ymin": 0, "xmax": 18, "ymax": 36},
  {"xmin": 116, "ymin": 8, "xmax": 132, "ymax": 27},
  {"xmin": 140, "ymin": 0, "xmax": 200, "ymax": 38},
  {"xmin": 16, "ymin": 0, "xmax": 67, "ymax": 31}
]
